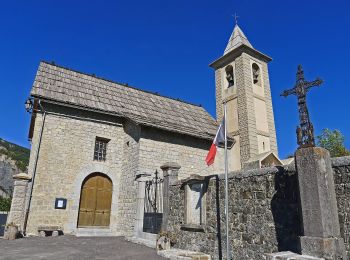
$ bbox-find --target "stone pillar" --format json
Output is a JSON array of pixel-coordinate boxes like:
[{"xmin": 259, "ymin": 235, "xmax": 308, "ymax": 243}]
[
  {"xmin": 134, "ymin": 173, "xmax": 151, "ymax": 237},
  {"xmin": 295, "ymin": 147, "xmax": 346, "ymax": 259},
  {"xmin": 161, "ymin": 162, "xmax": 181, "ymax": 232},
  {"xmin": 6, "ymin": 173, "xmax": 32, "ymax": 233}
]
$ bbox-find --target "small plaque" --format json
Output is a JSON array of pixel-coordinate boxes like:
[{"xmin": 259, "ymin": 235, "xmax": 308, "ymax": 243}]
[{"xmin": 55, "ymin": 198, "xmax": 67, "ymax": 209}]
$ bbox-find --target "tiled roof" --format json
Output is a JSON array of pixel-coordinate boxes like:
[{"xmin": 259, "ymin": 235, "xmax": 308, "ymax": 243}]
[
  {"xmin": 224, "ymin": 24, "xmax": 253, "ymax": 55},
  {"xmin": 30, "ymin": 61, "xmax": 218, "ymax": 140}
]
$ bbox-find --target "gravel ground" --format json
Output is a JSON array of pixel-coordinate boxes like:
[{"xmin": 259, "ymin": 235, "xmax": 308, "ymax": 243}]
[{"xmin": 0, "ymin": 236, "xmax": 165, "ymax": 260}]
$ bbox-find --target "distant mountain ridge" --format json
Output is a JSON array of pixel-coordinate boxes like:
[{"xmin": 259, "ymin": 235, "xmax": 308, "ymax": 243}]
[
  {"xmin": 0, "ymin": 138, "xmax": 30, "ymax": 197},
  {"xmin": 0, "ymin": 138, "xmax": 30, "ymax": 172}
]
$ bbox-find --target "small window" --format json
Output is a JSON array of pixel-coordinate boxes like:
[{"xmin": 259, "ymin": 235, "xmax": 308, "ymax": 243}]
[
  {"xmin": 225, "ymin": 65, "xmax": 234, "ymax": 88},
  {"xmin": 185, "ymin": 182, "xmax": 206, "ymax": 226},
  {"xmin": 252, "ymin": 63, "xmax": 261, "ymax": 86},
  {"xmin": 94, "ymin": 137, "xmax": 109, "ymax": 161}
]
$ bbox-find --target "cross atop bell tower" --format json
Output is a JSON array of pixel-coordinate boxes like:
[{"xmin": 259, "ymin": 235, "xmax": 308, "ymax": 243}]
[
  {"xmin": 233, "ymin": 13, "xmax": 239, "ymax": 25},
  {"xmin": 210, "ymin": 23, "xmax": 278, "ymax": 170}
]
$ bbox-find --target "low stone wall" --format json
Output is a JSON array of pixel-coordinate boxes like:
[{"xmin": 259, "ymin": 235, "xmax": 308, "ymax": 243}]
[
  {"xmin": 167, "ymin": 166, "xmax": 300, "ymax": 260},
  {"xmin": 332, "ymin": 156, "xmax": 350, "ymax": 258},
  {"xmin": 166, "ymin": 156, "xmax": 350, "ymax": 260}
]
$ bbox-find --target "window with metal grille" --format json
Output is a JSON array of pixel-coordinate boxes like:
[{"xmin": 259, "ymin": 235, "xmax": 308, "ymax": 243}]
[{"xmin": 93, "ymin": 137, "xmax": 109, "ymax": 161}]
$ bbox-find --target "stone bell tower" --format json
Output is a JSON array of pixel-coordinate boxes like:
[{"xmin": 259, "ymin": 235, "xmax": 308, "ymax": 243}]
[{"xmin": 210, "ymin": 24, "xmax": 278, "ymax": 169}]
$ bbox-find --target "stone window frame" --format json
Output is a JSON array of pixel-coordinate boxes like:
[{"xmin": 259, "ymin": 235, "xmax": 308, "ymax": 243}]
[
  {"xmin": 181, "ymin": 179, "xmax": 207, "ymax": 232},
  {"xmin": 222, "ymin": 62, "xmax": 236, "ymax": 89},
  {"xmin": 93, "ymin": 137, "xmax": 110, "ymax": 161}
]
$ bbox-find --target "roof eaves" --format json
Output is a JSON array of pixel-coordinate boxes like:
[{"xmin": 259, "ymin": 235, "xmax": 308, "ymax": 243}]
[
  {"xmin": 209, "ymin": 45, "xmax": 272, "ymax": 69},
  {"xmin": 32, "ymin": 95, "xmax": 216, "ymax": 141}
]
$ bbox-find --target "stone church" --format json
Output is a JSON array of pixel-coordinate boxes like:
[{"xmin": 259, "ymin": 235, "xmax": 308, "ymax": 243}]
[{"xmin": 9, "ymin": 24, "xmax": 281, "ymax": 238}]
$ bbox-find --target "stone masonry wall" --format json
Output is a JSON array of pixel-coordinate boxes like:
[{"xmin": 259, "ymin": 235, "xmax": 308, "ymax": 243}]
[
  {"xmin": 215, "ymin": 69, "xmax": 223, "ymax": 120},
  {"xmin": 167, "ymin": 157, "xmax": 350, "ymax": 260},
  {"xmin": 240, "ymin": 53, "xmax": 259, "ymax": 161},
  {"xmin": 25, "ymin": 103, "xmax": 220, "ymax": 237},
  {"xmin": 139, "ymin": 127, "xmax": 222, "ymax": 180},
  {"xmin": 333, "ymin": 156, "xmax": 350, "ymax": 258},
  {"xmin": 26, "ymin": 104, "xmax": 125, "ymax": 235},
  {"xmin": 7, "ymin": 175, "xmax": 31, "ymax": 232},
  {"xmin": 235, "ymin": 55, "xmax": 251, "ymax": 163},
  {"xmin": 118, "ymin": 120, "xmax": 140, "ymax": 236},
  {"xmin": 261, "ymin": 61, "xmax": 278, "ymax": 155},
  {"xmin": 168, "ymin": 166, "xmax": 300, "ymax": 260}
]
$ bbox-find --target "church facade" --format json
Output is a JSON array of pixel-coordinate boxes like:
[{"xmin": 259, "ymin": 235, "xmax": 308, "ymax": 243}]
[
  {"xmin": 24, "ymin": 61, "xmax": 223, "ymax": 236},
  {"xmin": 11, "ymin": 24, "xmax": 280, "ymax": 237}
]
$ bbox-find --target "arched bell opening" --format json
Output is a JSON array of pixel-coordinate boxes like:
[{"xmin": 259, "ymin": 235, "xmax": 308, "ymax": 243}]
[{"xmin": 225, "ymin": 64, "xmax": 235, "ymax": 88}]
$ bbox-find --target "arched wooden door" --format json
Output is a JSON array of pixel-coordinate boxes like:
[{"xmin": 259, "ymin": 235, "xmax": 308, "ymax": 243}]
[{"xmin": 78, "ymin": 173, "xmax": 112, "ymax": 227}]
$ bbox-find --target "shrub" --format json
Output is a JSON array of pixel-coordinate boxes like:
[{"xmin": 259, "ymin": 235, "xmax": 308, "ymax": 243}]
[{"xmin": 0, "ymin": 197, "xmax": 11, "ymax": 211}]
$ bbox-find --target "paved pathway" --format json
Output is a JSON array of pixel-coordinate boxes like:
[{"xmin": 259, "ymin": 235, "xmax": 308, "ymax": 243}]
[{"xmin": 0, "ymin": 236, "xmax": 165, "ymax": 260}]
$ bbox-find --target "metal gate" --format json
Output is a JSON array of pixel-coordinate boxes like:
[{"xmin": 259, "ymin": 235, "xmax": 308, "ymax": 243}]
[
  {"xmin": 0, "ymin": 212, "xmax": 8, "ymax": 236},
  {"xmin": 143, "ymin": 170, "xmax": 163, "ymax": 234}
]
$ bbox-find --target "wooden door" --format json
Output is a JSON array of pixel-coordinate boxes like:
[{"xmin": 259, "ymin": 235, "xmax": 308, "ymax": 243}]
[{"xmin": 78, "ymin": 174, "xmax": 112, "ymax": 227}]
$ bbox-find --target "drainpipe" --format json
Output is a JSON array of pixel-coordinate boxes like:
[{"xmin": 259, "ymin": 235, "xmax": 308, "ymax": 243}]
[{"xmin": 23, "ymin": 99, "xmax": 46, "ymax": 235}]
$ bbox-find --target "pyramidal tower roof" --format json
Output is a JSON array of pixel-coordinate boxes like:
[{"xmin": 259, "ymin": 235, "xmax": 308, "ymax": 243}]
[{"xmin": 224, "ymin": 24, "xmax": 253, "ymax": 54}]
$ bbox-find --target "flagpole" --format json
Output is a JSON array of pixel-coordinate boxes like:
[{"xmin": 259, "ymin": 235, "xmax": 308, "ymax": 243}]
[{"xmin": 224, "ymin": 102, "xmax": 230, "ymax": 260}]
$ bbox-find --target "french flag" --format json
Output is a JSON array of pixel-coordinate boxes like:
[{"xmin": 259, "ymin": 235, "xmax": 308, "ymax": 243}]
[{"xmin": 205, "ymin": 118, "xmax": 226, "ymax": 166}]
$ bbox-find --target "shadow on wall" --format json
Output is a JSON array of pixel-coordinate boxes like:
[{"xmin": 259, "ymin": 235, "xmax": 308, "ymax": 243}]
[
  {"xmin": 179, "ymin": 168, "xmax": 302, "ymax": 259},
  {"xmin": 271, "ymin": 168, "xmax": 302, "ymax": 253}
]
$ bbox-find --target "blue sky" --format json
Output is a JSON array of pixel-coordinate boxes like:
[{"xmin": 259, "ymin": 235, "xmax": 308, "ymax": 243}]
[{"xmin": 0, "ymin": 0, "xmax": 349, "ymax": 158}]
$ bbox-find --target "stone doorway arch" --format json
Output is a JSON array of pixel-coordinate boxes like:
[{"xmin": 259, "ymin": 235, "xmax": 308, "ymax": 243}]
[{"xmin": 77, "ymin": 173, "xmax": 112, "ymax": 227}]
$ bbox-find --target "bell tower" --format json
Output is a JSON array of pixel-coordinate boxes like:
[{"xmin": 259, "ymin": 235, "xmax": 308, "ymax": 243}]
[{"xmin": 210, "ymin": 24, "xmax": 278, "ymax": 170}]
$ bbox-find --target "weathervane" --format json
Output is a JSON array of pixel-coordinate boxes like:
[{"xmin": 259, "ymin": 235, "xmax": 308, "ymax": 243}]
[{"xmin": 281, "ymin": 65, "xmax": 323, "ymax": 148}]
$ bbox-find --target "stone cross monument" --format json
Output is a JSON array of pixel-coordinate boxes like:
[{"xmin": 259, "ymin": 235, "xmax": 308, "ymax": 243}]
[
  {"xmin": 282, "ymin": 66, "xmax": 346, "ymax": 259},
  {"xmin": 281, "ymin": 65, "xmax": 323, "ymax": 147}
]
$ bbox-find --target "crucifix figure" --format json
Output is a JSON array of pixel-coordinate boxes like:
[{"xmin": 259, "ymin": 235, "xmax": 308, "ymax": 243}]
[{"xmin": 281, "ymin": 65, "xmax": 323, "ymax": 148}]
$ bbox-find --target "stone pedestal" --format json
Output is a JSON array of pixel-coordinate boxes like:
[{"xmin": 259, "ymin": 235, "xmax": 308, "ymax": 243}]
[
  {"xmin": 295, "ymin": 147, "xmax": 346, "ymax": 259},
  {"xmin": 6, "ymin": 173, "xmax": 31, "ymax": 233},
  {"xmin": 161, "ymin": 162, "xmax": 181, "ymax": 232},
  {"xmin": 299, "ymin": 237, "xmax": 345, "ymax": 260}
]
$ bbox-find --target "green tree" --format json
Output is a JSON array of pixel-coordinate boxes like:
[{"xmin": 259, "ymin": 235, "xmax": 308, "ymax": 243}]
[
  {"xmin": 0, "ymin": 197, "xmax": 11, "ymax": 211},
  {"xmin": 316, "ymin": 129, "xmax": 350, "ymax": 157}
]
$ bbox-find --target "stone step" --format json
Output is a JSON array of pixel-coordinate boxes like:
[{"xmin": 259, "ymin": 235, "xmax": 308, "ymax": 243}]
[
  {"xmin": 75, "ymin": 228, "xmax": 116, "ymax": 237},
  {"xmin": 265, "ymin": 251, "xmax": 324, "ymax": 260},
  {"xmin": 158, "ymin": 249, "xmax": 211, "ymax": 260},
  {"xmin": 127, "ymin": 235, "xmax": 157, "ymax": 248}
]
